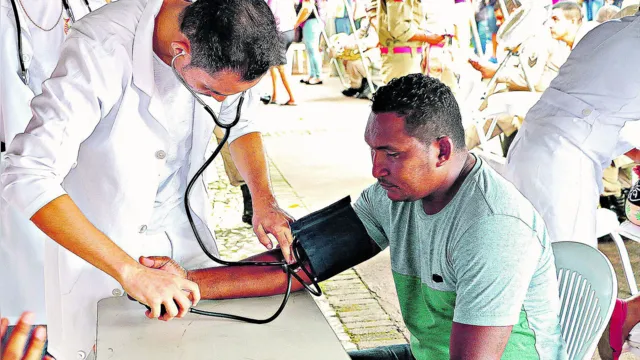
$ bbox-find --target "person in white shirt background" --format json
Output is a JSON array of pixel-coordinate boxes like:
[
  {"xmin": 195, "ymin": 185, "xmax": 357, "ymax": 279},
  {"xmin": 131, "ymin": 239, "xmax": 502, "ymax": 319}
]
[
  {"xmin": 0, "ymin": 0, "xmax": 109, "ymax": 349},
  {"xmin": 1, "ymin": 0, "xmax": 294, "ymax": 358},
  {"xmin": 503, "ymin": 9, "xmax": 640, "ymax": 360}
]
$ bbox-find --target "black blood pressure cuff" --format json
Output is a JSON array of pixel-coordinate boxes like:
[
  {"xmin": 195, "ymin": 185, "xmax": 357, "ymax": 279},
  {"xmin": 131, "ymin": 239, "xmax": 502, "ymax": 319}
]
[{"xmin": 290, "ymin": 196, "xmax": 381, "ymax": 282}]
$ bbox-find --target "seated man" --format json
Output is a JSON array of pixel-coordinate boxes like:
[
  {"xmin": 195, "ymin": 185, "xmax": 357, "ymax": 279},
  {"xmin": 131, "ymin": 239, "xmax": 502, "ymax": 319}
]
[
  {"xmin": 465, "ymin": 2, "xmax": 567, "ymax": 151},
  {"xmin": 465, "ymin": 1, "xmax": 598, "ymax": 152},
  {"xmin": 145, "ymin": 74, "xmax": 568, "ymax": 359}
]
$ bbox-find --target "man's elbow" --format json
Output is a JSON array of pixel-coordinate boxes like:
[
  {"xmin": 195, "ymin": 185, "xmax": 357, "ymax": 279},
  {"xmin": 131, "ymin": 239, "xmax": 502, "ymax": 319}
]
[{"xmin": 390, "ymin": 28, "xmax": 417, "ymax": 43}]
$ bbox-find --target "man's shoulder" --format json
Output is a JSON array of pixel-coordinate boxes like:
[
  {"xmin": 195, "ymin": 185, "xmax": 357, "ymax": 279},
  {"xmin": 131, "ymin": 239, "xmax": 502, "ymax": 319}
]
[
  {"xmin": 359, "ymin": 182, "xmax": 392, "ymax": 208},
  {"xmin": 69, "ymin": 0, "xmax": 148, "ymax": 49},
  {"xmin": 356, "ymin": 182, "xmax": 411, "ymax": 221},
  {"xmin": 465, "ymin": 160, "xmax": 540, "ymax": 227}
]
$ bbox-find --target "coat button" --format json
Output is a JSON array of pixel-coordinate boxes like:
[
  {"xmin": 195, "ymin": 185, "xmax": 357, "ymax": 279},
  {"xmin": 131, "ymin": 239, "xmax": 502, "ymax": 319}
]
[
  {"xmin": 155, "ymin": 150, "xmax": 166, "ymax": 159},
  {"xmin": 582, "ymin": 108, "xmax": 592, "ymax": 116},
  {"xmin": 112, "ymin": 288, "xmax": 123, "ymax": 297},
  {"xmin": 22, "ymin": 54, "xmax": 31, "ymax": 62},
  {"xmin": 139, "ymin": 225, "xmax": 147, "ymax": 233},
  {"xmin": 77, "ymin": 351, "xmax": 86, "ymax": 359}
]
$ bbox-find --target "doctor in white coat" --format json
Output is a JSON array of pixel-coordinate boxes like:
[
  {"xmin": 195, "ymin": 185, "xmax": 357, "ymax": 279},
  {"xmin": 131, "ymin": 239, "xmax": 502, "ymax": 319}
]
[
  {"xmin": 0, "ymin": 0, "xmax": 108, "ymax": 331},
  {"xmin": 504, "ymin": 11, "xmax": 640, "ymax": 248},
  {"xmin": 1, "ymin": 0, "xmax": 291, "ymax": 358}
]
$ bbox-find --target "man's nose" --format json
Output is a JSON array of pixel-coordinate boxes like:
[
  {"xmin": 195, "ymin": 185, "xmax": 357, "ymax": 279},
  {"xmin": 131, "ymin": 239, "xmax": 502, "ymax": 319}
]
[{"xmin": 371, "ymin": 153, "xmax": 389, "ymax": 178}]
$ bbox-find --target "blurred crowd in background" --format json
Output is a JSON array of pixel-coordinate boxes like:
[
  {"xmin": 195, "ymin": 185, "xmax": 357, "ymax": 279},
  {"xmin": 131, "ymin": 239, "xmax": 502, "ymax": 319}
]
[{"xmin": 261, "ymin": 0, "xmax": 640, "ymax": 221}]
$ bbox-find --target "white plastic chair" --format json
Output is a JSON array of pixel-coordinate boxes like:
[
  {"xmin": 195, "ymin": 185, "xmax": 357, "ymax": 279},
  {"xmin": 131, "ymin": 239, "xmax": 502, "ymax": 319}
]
[
  {"xmin": 553, "ymin": 241, "xmax": 618, "ymax": 360},
  {"xmin": 596, "ymin": 207, "xmax": 638, "ymax": 295}
]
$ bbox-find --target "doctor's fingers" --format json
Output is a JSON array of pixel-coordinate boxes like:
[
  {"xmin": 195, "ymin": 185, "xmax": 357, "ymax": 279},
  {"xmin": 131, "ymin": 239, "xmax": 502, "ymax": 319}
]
[
  {"xmin": 20, "ymin": 327, "xmax": 47, "ymax": 360},
  {"xmin": 255, "ymin": 224, "xmax": 294, "ymax": 264},
  {"xmin": 148, "ymin": 279, "xmax": 199, "ymax": 319},
  {"xmin": 180, "ymin": 278, "xmax": 201, "ymax": 307},
  {"xmin": 1, "ymin": 317, "xmax": 8, "ymax": 338},
  {"xmin": 158, "ymin": 285, "xmax": 197, "ymax": 321},
  {"xmin": 160, "ymin": 298, "xmax": 180, "ymax": 321},
  {"xmin": 255, "ymin": 224, "xmax": 276, "ymax": 251},
  {"xmin": 159, "ymin": 292, "xmax": 192, "ymax": 321},
  {"xmin": 2, "ymin": 313, "xmax": 40, "ymax": 360},
  {"xmin": 274, "ymin": 228, "xmax": 296, "ymax": 265}
]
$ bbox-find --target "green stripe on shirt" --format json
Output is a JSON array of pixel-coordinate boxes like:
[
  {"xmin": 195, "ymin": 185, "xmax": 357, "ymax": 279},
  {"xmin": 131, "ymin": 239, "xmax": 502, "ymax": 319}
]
[{"xmin": 393, "ymin": 272, "xmax": 540, "ymax": 360}]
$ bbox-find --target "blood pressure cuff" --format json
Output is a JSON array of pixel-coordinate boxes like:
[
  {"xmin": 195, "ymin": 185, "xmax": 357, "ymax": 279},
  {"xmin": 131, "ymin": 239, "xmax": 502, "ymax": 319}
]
[{"xmin": 290, "ymin": 196, "xmax": 381, "ymax": 282}]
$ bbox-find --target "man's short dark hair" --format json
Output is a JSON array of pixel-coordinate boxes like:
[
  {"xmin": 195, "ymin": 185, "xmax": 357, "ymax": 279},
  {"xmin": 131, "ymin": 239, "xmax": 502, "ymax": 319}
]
[
  {"xmin": 180, "ymin": 0, "xmax": 284, "ymax": 81},
  {"xmin": 553, "ymin": 1, "xmax": 583, "ymax": 23},
  {"xmin": 371, "ymin": 74, "xmax": 466, "ymax": 150}
]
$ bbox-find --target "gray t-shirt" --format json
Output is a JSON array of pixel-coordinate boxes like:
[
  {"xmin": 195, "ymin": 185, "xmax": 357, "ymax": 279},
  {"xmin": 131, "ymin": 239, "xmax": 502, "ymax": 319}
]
[{"xmin": 354, "ymin": 156, "xmax": 567, "ymax": 359}]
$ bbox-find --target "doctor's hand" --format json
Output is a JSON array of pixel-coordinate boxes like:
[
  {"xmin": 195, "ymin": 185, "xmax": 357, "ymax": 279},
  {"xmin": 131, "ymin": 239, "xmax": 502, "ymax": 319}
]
[
  {"xmin": 1, "ymin": 312, "xmax": 53, "ymax": 360},
  {"xmin": 119, "ymin": 263, "xmax": 200, "ymax": 321},
  {"xmin": 252, "ymin": 201, "xmax": 296, "ymax": 264}
]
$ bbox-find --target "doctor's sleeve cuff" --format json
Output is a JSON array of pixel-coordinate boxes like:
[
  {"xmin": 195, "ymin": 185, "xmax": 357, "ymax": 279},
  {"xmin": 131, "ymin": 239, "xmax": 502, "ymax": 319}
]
[
  {"xmin": 1, "ymin": 170, "xmax": 67, "ymax": 220},
  {"xmin": 222, "ymin": 88, "xmax": 262, "ymax": 144}
]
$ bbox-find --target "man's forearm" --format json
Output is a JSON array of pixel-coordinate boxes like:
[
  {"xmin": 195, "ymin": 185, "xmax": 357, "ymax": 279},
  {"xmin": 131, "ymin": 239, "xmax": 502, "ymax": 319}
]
[
  {"xmin": 187, "ymin": 250, "xmax": 311, "ymax": 300},
  {"xmin": 294, "ymin": 8, "xmax": 311, "ymax": 28},
  {"xmin": 229, "ymin": 132, "xmax": 276, "ymax": 207},
  {"xmin": 625, "ymin": 148, "xmax": 640, "ymax": 163},
  {"xmin": 408, "ymin": 32, "xmax": 445, "ymax": 45},
  {"xmin": 31, "ymin": 195, "xmax": 139, "ymax": 283}
]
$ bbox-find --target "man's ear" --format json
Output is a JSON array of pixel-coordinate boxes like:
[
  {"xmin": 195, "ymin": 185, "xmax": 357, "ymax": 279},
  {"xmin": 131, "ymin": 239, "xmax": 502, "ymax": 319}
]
[
  {"xmin": 435, "ymin": 136, "xmax": 453, "ymax": 167},
  {"xmin": 171, "ymin": 40, "xmax": 191, "ymax": 58}
]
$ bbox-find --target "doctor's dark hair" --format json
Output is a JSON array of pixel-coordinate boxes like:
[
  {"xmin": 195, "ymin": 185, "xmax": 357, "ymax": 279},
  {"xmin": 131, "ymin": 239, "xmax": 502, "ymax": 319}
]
[
  {"xmin": 371, "ymin": 74, "xmax": 466, "ymax": 150},
  {"xmin": 180, "ymin": 0, "xmax": 284, "ymax": 81}
]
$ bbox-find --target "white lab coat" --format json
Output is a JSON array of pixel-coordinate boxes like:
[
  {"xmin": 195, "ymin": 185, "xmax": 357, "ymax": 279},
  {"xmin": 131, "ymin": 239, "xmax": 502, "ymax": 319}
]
[
  {"xmin": 505, "ymin": 13, "xmax": 640, "ymax": 247},
  {"xmin": 1, "ymin": 0, "xmax": 260, "ymax": 358},
  {"xmin": 0, "ymin": 0, "xmax": 108, "ymax": 325}
]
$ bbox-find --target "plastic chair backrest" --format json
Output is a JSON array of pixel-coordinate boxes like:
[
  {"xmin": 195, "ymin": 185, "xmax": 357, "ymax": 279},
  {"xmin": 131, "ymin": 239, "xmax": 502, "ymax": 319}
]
[{"xmin": 553, "ymin": 241, "xmax": 618, "ymax": 360}]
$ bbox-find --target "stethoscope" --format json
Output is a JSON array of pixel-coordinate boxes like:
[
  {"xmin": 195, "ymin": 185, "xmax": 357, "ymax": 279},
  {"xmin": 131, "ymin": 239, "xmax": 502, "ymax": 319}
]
[
  {"xmin": 9, "ymin": 0, "xmax": 92, "ymax": 85},
  {"xmin": 152, "ymin": 52, "xmax": 323, "ymax": 324}
]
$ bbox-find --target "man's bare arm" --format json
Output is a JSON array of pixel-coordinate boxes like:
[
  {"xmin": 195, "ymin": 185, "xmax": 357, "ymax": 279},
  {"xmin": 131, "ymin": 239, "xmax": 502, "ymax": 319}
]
[
  {"xmin": 625, "ymin": 148, "xmax": 640, "ymax": 163},
  {"xmin": 409, "ymin": 32, "xmax": 445, "ymax": 45},
  {"xmin": 449, "ymin": 322, "xmax": 513, "ymax": 360},
  {"xmin": 186, "ymin": 250, "xmax": 312, "ymax": 300}
]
